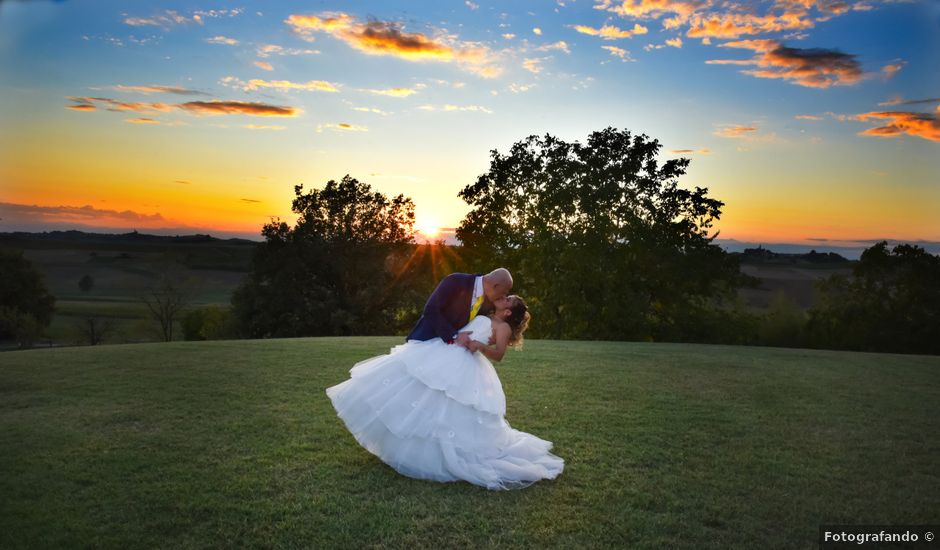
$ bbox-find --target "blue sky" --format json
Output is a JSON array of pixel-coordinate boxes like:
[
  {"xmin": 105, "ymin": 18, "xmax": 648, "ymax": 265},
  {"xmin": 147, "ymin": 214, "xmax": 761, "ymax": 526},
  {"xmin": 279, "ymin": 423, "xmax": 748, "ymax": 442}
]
[{"xmin": 0, "ymin": 0, "xmax": 937, "ymax": 257}]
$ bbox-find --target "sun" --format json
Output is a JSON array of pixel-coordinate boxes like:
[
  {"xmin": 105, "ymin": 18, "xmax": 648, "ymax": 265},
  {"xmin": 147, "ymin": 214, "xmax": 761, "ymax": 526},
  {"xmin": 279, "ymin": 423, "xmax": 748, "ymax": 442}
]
[{"xmin": 415, "ymin": 215, "xmax": 441, "ymax": 239}]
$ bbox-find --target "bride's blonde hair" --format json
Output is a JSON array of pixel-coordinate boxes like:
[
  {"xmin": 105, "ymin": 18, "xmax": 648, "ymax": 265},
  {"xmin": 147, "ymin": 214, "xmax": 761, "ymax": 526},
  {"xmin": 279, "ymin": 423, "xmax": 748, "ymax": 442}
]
[{"xmin": 505, "ymin": 295, "xmax": 530, "ymax": 348}]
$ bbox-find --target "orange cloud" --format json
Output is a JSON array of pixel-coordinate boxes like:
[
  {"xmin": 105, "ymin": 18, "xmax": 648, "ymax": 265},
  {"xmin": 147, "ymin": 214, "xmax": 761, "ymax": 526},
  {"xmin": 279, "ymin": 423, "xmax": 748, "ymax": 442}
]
[
  {"xmin": 285, "ymin": 12, "xmax": 501, "ymax": 77},
  {"xmin": 177, "ymin": 100, "xmax": 299, "ymax": 117},
  {"xmin": 597, "ymin": 0, "xmax": 703, "ymax": 20},
  {"xmin": 126, "ymin": 118, "xmax": 159, "ymax": 124},
  {"xmin": 670, "ymin": 148, "xmax": 711, "ymax": 154},
  {"xmin": 597, "ymin": 0, "xmax": 889, "ymax": 41},
  {"xmin": 881, "ymin": 62, "xmax": 904, "ymax": 78},
  {"xmin": 571, "ymin": 23, "xmax": 648, "ymax": 39},
  {"xmin": 67, "ymin": 96, "xmax": 174, "ymax": 113},
  {"xmin": 254, "ymin": 61, "xmax": 274, "ymax": 71},
  {"xmin": 66, "ymin": 96, "xmax": 299, "ymax": 117},
  {"xmin": 317, "ymin": 122, "xmax": 368, "ymax": 132},
  {"xmin": 714, "ymin": 125, "xmax": 758, "ymax": 138},
  {"xmin": 112, "ymin": 85, "xmax": 206, "ymax": 95},
  {"xmin": 686, "ymin": 10, "xmax": 814, "ymax": 39},
  {"xmin": 853, "ymin": 111, "xmax": 940, "ymax": 143},
  {"xmin": 708, "ymin": 39, "xmax": 863, "ymax": 88},
  {"xmin": 66, "ymin": 104, "xmax": 96, "ymax": 111},
  {"xmin": 795, "ymin": 114, "xmax": 823, "ymax": 120}
]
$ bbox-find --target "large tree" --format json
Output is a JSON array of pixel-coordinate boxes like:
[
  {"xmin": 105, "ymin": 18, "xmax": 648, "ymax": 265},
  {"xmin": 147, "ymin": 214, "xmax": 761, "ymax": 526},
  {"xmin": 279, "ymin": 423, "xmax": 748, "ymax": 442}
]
[
  {"xmin": 232, "ymin": 175, "xmax": 425, "ymax": 338},
  {"xmin": 0, "ymin": 250, "xmax": 55, "ymax": 346},
  {"xmin": 455, "ymin": 127, "xmax": 754, "ymax": 341}
]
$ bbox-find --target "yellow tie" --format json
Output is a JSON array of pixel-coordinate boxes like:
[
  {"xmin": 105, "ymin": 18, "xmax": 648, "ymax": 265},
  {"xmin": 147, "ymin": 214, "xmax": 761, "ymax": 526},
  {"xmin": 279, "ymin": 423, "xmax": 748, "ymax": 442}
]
[{"xmin": 469, "ymin": 294, "xmax": 484, "ymax": 321}]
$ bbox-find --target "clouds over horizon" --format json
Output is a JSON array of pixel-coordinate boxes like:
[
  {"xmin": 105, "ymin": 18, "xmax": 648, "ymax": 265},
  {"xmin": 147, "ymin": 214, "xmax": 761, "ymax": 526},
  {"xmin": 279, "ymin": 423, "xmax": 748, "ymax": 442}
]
[
  {"xmin": 0, "ymin": 202, "xmax": 263, "ymax": 240},
  {"xmin": 0, "ymin": 201, "xmax": 167, "ymax": 227},
  {"xmin": 285, "ymin": 12, "xmax": 502, "ymax": 77}
]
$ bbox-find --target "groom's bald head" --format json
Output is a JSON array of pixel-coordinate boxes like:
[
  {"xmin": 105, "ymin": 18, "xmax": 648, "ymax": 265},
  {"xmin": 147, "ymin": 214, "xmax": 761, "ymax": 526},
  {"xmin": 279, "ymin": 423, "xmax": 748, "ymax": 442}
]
[{"xmin": 483, "ymin": 268, "xmax": 513, "ymax": 301}]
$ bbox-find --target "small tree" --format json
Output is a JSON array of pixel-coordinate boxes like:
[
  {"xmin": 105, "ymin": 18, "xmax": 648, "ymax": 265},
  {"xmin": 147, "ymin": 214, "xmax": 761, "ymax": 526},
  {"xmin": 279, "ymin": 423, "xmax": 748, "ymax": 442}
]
[
  {"xmin": 74, "ymin": 316, "xmax": 114, "ymax": 346},
  {"xmin": 141, "ymin": 275, "xmax": 190, "ymax": 342},
  {"xmin": 78, "ymin": 274, "xmax": 94, "ymax": 293}
]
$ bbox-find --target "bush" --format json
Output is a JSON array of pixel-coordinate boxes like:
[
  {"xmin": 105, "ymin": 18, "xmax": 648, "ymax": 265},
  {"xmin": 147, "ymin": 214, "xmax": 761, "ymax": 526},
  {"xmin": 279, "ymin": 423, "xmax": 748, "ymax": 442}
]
[
  {"xmin": 0, "ymin": 306, "xmax": 44, "ymax": 349},
  {"xmin": 757, "ymin": 290, "xmax": 807, "ymax": 348},
  {"xmin": 183, "ymin": 306, "xmax": 235, "ymax": 341}
]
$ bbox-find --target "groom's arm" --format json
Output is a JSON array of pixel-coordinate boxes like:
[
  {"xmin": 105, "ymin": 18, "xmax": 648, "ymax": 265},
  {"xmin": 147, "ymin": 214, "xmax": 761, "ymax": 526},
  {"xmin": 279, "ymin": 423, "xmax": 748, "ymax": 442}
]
[{"xmin": 424, "ymin": 275, "xmax": 462, "ymax": 344}]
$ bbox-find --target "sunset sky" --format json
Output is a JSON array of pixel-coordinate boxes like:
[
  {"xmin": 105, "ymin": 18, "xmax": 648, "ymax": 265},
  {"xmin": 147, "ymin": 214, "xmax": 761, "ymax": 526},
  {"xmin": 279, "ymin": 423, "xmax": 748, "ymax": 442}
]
[{"xmin": 1, "ymin": 0, "xmax": 938, "ymax": 255}]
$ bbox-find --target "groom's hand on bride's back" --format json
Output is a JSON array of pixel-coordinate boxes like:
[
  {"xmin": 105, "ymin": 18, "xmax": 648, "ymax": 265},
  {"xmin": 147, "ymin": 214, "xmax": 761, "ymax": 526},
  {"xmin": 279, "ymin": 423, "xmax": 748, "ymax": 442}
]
[{"xmin": 453, "ymin": 332, "xmax": 472, "ymax": 348}]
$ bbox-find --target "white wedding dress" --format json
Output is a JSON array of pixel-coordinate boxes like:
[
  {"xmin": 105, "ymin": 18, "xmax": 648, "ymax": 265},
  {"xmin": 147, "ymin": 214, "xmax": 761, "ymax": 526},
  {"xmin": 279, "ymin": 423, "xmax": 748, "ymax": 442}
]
[{"xmin": 325, "ymin": 315, "xmax": 564, "ymax": 490}]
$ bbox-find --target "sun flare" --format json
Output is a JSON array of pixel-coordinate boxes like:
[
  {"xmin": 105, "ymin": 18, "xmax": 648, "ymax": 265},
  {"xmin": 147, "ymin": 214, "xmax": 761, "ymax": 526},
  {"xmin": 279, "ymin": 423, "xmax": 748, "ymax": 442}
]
[{"xmin": 415, "ymin": 216, "xmax": 441, "ymax": 238}]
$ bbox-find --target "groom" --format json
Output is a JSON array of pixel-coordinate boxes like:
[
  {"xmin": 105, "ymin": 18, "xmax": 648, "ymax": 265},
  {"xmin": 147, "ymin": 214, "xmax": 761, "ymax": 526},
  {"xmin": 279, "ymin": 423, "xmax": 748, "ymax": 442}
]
[{"xmin": 407, "ymin": 268, "xmax": 513, "ymax": 349}]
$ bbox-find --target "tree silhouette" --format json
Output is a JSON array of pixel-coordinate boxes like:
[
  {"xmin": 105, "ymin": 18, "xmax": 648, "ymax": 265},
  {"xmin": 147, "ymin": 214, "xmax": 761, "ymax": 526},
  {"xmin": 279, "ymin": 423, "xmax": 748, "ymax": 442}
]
[
  {"xmin": 231, "ymin": 175, "xmax": 423, "ymax": 338},
  {"xmin": 456, "ymin": 127, "xmax": 754, "ymax": 341},
  {"xmin": 74, "ymin": 316, "xmax": 114, "ymax": 346},
  {"xmin": 0, "ymin": 250, "xmax": 55, "ymax": 346},
  {"xmin": 140, "ymin": 275, "xmax": 190, "ymax": 342},
  {"xmin": 79, "ymin": 274, "xmax": 94, "ymax": 293}
]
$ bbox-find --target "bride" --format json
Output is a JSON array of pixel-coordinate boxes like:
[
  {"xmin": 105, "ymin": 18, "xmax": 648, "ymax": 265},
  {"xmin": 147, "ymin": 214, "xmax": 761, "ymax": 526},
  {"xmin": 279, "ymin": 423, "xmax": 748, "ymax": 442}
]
[{"xmin": 325, "ymin": 295, "xmax": 564, "ymax": 490}]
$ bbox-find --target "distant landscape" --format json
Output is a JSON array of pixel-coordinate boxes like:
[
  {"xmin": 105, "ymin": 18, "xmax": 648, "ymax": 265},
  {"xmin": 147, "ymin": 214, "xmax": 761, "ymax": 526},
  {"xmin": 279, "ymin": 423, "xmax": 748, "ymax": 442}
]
[{"xmin": 1, "ymin": 230, "xmax": 853, "ymax": 348}]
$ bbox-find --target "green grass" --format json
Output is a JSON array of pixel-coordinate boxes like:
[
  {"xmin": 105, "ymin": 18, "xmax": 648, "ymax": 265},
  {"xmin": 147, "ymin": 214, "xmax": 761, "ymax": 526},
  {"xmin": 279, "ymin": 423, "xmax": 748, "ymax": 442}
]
[{"xmin": 1, "ymin": 339, "xmax": 937, "ymax": 548}]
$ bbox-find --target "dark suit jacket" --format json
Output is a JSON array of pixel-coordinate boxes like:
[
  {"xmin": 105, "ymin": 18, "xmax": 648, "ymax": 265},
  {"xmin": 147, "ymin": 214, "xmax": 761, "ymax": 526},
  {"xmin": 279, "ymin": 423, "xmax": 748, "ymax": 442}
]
[{"xmin": 407, "ymin": 272, "xmax": 485, "ymax": 343}]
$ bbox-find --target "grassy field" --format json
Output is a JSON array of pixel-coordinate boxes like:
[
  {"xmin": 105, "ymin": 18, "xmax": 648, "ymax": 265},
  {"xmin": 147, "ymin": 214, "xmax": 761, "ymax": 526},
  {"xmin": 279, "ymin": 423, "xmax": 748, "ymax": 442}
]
[{"xmin": 1, "ymin": 338, "xmax": 937, "ymax": 548}]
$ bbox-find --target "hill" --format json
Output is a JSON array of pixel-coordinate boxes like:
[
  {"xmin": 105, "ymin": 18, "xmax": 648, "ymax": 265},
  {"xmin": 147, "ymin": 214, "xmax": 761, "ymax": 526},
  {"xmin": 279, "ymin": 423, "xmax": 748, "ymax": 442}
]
[{"xmin": 1, "ymin": 338, "xmax": 937, "ymax": 548}]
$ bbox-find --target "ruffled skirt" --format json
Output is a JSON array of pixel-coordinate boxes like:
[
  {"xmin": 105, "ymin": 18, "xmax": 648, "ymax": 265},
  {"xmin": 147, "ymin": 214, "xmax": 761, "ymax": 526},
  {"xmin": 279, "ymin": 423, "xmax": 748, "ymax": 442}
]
[{"xmin": 325, "ymin": 338, "xmax": 564, "ymax": 490}]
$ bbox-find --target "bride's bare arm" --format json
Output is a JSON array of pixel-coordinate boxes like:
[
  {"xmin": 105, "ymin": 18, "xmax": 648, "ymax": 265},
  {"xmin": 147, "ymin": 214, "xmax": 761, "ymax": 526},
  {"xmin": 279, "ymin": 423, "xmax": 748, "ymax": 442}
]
[{"xmin": 467, "ymin": 323, "xmax": 512, "ymax": 362}]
